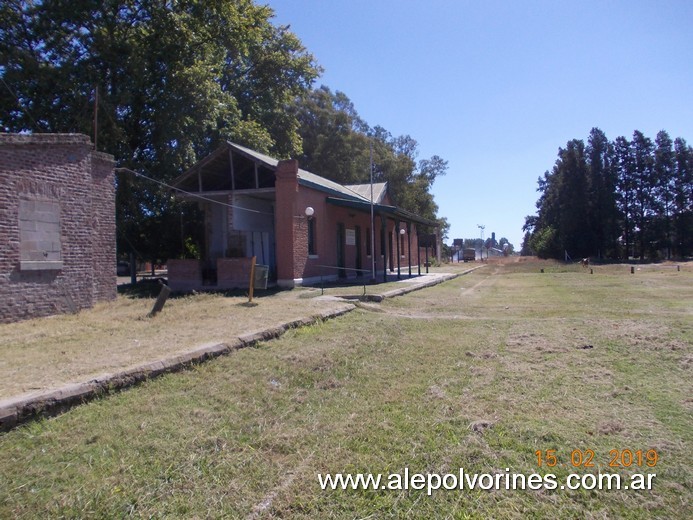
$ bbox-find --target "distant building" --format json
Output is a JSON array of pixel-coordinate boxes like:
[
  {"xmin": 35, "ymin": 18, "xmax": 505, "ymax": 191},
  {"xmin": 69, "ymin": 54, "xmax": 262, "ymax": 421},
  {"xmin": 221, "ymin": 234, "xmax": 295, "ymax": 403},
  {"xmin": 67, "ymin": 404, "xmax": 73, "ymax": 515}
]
[
  {"xmin": 0, "ymin": 134, "xmax": 116, "ymax": 323},
  {"xmin": 168, "ymin": 142, "xmax": 438, "ymax": 290}
]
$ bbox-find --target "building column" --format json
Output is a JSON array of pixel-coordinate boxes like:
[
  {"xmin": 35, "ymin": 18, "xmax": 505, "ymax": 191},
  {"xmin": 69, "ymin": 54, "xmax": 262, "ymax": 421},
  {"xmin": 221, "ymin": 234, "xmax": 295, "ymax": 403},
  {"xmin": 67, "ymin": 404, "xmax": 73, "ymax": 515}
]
[{"xmin": 275, "ymin": 159, "xmax": 299, "ymax": 287}]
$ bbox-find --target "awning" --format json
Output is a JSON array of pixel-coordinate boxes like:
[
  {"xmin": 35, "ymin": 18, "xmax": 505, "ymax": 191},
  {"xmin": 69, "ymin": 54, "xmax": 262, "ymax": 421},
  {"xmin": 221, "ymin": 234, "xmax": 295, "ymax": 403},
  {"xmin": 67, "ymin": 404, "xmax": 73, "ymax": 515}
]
[{"xmin": 325, "ymin": 197, "xmax": 439, "ymax": 227}]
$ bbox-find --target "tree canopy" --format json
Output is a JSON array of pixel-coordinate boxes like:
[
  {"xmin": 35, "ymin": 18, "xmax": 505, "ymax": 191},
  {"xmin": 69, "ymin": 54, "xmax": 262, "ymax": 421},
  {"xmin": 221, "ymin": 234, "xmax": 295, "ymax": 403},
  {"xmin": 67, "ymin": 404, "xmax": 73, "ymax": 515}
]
[
  {"xmin": 293, "ymin": 85, "xmax": 449, "ymax": 237},
  {"xmin": 523, "ymin": 128, "xmax": 692, "ymax": 260},
  {"xmin": 1, "ymin": 0, "xmax": 321, "ymax": 263},
  {"xmin": 1, "ymin": 1, "xmax": 449, "ymax": 261}
]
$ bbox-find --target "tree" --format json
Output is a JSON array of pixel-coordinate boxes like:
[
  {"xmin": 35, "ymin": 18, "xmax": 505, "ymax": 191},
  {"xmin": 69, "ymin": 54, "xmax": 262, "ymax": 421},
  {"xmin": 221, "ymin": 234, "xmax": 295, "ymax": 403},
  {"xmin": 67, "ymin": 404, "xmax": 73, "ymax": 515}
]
[
  {"xmin": 527, "ymin": 128, "xmax": 691, "ymax": 261},
  {"xmin": 673, "ymin": 138, "xmax": 693, "ymax": 257},
  {"xmin": 653, "ymin": 131, "xmax": 675, "ymax": 258},
  {"xmin": 613, "ymin": 136, "xmax": 634, "ymax": 258},
  {"xmin": 293, "ymin": 86, "xmax": 447, "ymax": 224},
  {"xmin": 586, "ymin": 127, "xmax": 619, "ymax": 258},
  {"xmin": 520, "ymin": 231, "xmax": 533, "ymax": 256},
  {"xmin": 0, "ymin": 0, "xmax": 321, "ymax": 263},
  {"xmin": 528, "ymin": 140, "xmax": 592, "ymax": 259},
  {"xmin": 556, "ymin": 139, "xmax": 591, "ymax": 258},
  {"xmin": 630, "ymin": 131, "xmax": 656, "ymax": 258},
  {"xmin": 292, "ymin": 86, "xmax": 370, "ymax": 185}
]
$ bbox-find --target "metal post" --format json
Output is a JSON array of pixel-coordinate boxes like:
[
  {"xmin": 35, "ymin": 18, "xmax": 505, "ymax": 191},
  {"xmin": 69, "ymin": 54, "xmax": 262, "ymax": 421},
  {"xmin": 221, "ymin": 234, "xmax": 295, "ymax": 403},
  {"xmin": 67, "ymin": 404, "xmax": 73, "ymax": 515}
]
[
  {"xmin": 129, "ymin": 251, "xmax": 137, "ymax": 285},
  {"xmin": 382, "ymin": 215, "xmax": 387, "ymax": 283},
  {"xmin": 417, "ymin": 226, "xmax": 421, "ymax": 276},
  {"xmin": 369, "ymin": 143, "xmax": 376, "ymax": 282},
  {"xmin": 248, "ymin": 256, "xmax": 257, "ymax": 303},
  {"xmin": 396, "ymin": 220, "xmax": 401, "ymax": 280},
  {"xmin": 407, "ymin": 222, "xmax": 411, "ymax": 277}
]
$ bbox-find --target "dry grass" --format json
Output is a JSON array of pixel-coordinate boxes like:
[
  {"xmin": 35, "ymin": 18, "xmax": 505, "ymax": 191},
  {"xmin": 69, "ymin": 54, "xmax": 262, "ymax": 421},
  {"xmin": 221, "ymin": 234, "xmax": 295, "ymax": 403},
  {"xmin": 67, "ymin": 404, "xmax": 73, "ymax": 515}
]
[
  {"xmin": 0, "ymin": 259, "xmax": 690, "ymax": 518},
  {"xmin": 0, "ymin": 286, "xmax": 352, "ymax": 398}
]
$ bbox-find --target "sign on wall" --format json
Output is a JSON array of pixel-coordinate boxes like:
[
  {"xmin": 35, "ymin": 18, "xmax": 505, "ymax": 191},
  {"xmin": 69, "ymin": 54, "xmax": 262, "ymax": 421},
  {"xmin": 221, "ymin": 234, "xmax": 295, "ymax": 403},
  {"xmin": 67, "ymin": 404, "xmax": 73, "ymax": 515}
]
[{"xmin": 345, "ymin": 228, "xmax": 356, "ymax": 246}]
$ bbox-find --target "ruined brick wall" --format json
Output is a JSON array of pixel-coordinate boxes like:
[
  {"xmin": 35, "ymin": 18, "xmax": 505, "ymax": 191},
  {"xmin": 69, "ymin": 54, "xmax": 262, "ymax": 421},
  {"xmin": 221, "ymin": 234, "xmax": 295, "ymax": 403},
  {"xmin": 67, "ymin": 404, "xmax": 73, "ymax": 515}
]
[
  {"xmin": 90, "ymin": 151, "xmax": 116, "ymax": 302},
  {"xmin": 0, "ymin": 134, "xmax": 115, "ymax": 323}
]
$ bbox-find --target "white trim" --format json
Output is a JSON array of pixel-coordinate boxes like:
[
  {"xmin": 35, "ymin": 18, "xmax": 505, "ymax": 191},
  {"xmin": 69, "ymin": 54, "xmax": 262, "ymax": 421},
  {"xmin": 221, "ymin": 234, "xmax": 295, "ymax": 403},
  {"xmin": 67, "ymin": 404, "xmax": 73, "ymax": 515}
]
[
  {"xmin": 277, "ymin": 278, "xmax": 298, "ymax": 288},
  {"xmin": 300, "ymin": 274, "xmax": 338, "ymax": 286},
  {"xmin": 20, "ymin": 261, "xmax": 63, "ymax": 271}
]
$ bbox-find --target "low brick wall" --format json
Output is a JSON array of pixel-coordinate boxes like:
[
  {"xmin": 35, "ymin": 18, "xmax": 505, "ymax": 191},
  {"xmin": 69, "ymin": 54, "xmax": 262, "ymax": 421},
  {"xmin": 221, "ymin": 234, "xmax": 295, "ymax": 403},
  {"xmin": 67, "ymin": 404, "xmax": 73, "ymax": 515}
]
[
  {"xmin": 217, "ymin": 257, "xmax": 253, "ymax": 289},
  {"xmin": 167, "ymin": 259, "xmax": 202, "ymax": 291}
]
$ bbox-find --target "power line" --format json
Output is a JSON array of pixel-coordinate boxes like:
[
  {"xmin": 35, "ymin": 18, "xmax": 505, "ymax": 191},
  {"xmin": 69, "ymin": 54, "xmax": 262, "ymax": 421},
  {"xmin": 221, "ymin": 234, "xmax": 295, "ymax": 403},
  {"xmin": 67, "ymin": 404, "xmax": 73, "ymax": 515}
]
[
  {"xmin": 0, "ymin": 75, "xmax": 41, "ymax": 131},
  {"xmin": 115, "ymin": 167, "xmax": 273, "ymax": 216}
]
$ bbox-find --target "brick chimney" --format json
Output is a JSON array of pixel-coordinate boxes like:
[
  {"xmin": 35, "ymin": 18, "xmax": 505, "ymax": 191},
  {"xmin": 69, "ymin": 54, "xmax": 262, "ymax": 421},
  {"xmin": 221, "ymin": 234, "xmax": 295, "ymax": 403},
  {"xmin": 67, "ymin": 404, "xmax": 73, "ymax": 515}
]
[{"xmin": 275, "ymin": 160, "xmax": 299, "ymax": 286}]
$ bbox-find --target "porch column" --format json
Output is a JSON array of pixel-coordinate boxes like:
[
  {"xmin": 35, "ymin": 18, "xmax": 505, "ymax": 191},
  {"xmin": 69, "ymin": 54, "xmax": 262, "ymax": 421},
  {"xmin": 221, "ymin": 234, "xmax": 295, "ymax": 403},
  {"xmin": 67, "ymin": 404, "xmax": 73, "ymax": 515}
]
[
  {"xmin": 416, "ymin": 225, "xmax": 421, "ymax": 276},
  {"xmin": 407, "ymin": 221, "xmax": 412, "ymax": 277},
  {"xmin": 275, "ymin": 159, "xmax": 299, "ymax": 287},
  {"xmin": 396, "ymin": 219, "xmax": 401, "ymax": 280},
  {"xmin": 381, "ymin": 213, "xmax": 388, "ymax": 283}
]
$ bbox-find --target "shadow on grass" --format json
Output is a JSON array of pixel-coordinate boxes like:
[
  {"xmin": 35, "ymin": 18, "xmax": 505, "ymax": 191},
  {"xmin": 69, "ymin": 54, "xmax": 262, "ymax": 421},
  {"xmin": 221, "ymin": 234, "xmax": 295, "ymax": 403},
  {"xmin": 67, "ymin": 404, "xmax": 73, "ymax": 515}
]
[{"xmin": 117, "ymin": 278, "xmax": 284, "ymax": 300}]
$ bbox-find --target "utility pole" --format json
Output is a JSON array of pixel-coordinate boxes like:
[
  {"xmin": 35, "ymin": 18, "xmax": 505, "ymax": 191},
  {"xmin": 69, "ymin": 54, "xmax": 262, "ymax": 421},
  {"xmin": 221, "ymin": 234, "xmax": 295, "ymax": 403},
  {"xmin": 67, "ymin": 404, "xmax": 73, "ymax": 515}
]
[
  {"xmin": 369, "ymin": 142, "xmax": 376, "ymax": 282},
  {"xmin": 477, "ymin": 224, "xmax": 485, "ymax": 261},
  {"xmin": 93, "ymin": 84, "xmax": 99, "ymax": 150}
]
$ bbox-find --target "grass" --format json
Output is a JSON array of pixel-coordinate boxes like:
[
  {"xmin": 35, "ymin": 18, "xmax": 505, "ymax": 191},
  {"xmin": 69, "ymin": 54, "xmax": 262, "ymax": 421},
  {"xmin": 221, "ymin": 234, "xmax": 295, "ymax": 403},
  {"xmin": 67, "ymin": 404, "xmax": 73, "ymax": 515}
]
[
  {"xmin": 0, "ymin": 283, "xmax": 353, "ymax": 398},
  {"xmin": 0, "ymin": 260, "xmax": 691, "ymax": 518}
]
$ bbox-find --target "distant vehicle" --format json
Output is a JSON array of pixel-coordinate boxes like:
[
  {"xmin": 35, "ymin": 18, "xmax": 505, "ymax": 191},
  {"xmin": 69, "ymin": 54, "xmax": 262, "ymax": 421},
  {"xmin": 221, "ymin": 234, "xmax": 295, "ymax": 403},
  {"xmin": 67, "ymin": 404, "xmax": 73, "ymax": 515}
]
[
  {"xmin": 462, "ymin": 248, "xmax": 476, "ymax": 262},
  {"xmin": 117, "ymin": 261, "xmax": 131, "ymax": 276}
]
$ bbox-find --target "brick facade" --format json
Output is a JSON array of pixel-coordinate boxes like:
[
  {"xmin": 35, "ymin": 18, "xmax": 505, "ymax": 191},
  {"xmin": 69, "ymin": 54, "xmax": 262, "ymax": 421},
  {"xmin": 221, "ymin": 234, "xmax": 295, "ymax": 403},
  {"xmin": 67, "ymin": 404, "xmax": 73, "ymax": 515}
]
[
  {"xmin": 0, "ymin": 134, "xmax": 116, "ymax": 323},
  {"xmin": 169, "ymin": 142, "xmax": 433, "ymax": 291},
  {"xmin": 273, "ymin": 159, "xmax": 421, "ymax": 287}
]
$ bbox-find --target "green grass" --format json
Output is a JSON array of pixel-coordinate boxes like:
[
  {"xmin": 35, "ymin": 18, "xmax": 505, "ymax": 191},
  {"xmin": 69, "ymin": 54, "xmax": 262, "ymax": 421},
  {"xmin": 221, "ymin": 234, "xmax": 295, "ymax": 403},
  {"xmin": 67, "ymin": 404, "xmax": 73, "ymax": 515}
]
[{"xmin": 0, "ymin": 262, "xmax": 691, "ymax": 518}]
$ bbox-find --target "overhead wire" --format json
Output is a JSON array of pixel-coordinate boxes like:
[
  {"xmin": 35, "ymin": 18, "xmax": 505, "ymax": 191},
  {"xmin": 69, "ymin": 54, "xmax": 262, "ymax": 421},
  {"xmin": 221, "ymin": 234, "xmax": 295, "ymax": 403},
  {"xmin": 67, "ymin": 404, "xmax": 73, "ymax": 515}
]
[
  {"xmin": 0, "ymin": 75, "xmax": 41, "ymax": 131},
  {"xmin": 115, "ymin": 167, "xmax": 274, "ymax": 216},
  {"xmin": 3, "ymin": 71, "xmax": 361, "ymax": 218}
]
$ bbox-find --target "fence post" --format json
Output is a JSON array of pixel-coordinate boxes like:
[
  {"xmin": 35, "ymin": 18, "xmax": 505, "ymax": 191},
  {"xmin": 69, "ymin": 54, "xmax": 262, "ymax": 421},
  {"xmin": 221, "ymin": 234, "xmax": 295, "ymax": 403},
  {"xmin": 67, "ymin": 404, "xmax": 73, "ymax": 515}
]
[
  {"xmin": 248, "ymin": 256, "xmax": 257, "ymax": 303},
  {"xmin": 148, "ymin": 280, "xmax": 171, "ymax": 317}
]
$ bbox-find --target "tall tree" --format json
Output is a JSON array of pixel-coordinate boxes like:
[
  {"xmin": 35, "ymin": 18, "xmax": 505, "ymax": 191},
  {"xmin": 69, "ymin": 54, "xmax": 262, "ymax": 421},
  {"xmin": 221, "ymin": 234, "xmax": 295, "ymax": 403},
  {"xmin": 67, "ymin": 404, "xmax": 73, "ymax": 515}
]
[
  {"xmin": 586, "ymin": 127, "xmax": 619, "ymax": 258},
  {"xmin": 0, "ymin": 0, "xmax": 321, "ymax": 264},
  {"xmin": 558, "ymin": 140, "xmax": 592, "ymax": 257},
  {"xmin": 613, "ymin": 136, "xmax": 635, "ymax": 258},
  {"xmin": 527, "ymin": 129, "xmax": 691, "ymax": 261},
  {"xmin": 673, "ymin": 138, "xmax": 693, "ymax": 257},
  {"xmin": 630, "ymin": 131, "xmax": 656, "ymax": 258},
  {"xmin": 293, "ymin": 86, "xmax": 447, "ymax": 224},
  {"xmin": 653, "ymin": 130, "xmax": 675, "ymax": 258}
]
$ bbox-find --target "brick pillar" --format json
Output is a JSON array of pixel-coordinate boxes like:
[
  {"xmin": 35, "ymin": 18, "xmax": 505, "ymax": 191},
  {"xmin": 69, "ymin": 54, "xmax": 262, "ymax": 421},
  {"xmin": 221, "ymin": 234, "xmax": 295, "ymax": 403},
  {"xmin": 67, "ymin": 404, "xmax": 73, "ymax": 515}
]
[
  {"xmin": 275, "ymin": 159, "xmax": 299, "ymax": 286},
  {"xmin": 90, "ymin": 151, "xmax": 116, "ymax": 302}
]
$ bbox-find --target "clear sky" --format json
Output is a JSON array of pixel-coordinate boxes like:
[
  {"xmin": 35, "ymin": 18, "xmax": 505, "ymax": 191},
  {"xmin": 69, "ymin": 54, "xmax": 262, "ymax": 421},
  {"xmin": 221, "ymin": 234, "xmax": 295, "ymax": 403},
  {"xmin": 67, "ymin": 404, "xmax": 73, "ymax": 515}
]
[{"xmin": 265, "ymin": 0, "xmax": 693, "ymax": 248}]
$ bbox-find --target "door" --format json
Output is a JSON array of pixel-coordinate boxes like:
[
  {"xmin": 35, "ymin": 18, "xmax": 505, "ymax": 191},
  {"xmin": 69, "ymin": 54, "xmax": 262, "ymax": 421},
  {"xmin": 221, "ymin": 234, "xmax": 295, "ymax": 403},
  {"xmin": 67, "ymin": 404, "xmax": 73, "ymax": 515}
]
[
  {"xmin": 337, "ymin": 223, "xmax": 346, "ymax": 278},
  {"xmin": 354, "ymin": 225, "xmax": 362, "ymax": 273}
]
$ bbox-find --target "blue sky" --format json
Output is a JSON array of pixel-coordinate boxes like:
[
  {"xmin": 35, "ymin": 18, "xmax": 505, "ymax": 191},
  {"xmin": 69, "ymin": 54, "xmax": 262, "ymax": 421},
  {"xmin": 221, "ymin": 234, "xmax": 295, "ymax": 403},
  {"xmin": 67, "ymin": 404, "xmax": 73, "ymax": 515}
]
[{"xmin": 265, "ymin": 0, "xmax": 693, "ymax": 247}]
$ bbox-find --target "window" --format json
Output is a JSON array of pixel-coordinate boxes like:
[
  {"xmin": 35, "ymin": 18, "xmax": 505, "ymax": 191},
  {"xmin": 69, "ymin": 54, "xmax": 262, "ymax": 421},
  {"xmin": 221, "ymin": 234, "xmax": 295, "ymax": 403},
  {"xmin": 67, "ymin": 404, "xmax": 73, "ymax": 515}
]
[
  {"xmin": 308, "ymin": 218, "xmax": 317, "ymax": 256},
  {"xmin": 19, "ymin": 198, "xmax": 63, "ymax": 270},
  {"xmin": 366, "ymin": 227, "xmax": 371, "ymax": 256}
]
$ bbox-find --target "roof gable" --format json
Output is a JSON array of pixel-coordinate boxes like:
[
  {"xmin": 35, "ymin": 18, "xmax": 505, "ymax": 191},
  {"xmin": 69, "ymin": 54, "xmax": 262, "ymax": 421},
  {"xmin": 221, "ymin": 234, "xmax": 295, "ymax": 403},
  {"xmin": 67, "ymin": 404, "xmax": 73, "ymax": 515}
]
[
  {"xmin": 343, "ymin": 182, "xmax": 388, "ymax": 203},
  {"xmin": 172, "ymin": 141, "xmax": 374, "ymax": 202}
]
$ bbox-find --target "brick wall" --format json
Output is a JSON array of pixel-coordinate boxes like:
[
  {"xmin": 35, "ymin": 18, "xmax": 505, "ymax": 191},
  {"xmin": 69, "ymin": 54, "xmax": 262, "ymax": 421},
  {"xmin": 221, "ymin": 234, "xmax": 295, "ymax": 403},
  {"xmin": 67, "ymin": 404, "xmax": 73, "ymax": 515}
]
[
  {"xmin": 90, "ymin": 152, "xmax": 117, "ymax": 302},
  {"xmin": 167, "ymin": 259, "xmax": 202, "ymax": 291},
  {"xmin": 217, "ymin": 257, "xmax": 253, "ymax": 289},
  {"xmin": 0, "ymin": 134, "xmax": 116, "ymax": 324},
  {"xmin": 274, "ymin": 160, "xmax": 298, "ymax": 286}
]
